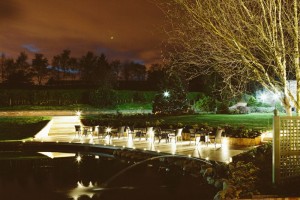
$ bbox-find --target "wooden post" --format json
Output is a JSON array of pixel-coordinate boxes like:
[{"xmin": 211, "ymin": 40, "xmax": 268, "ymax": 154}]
[{"xmin": 272, "ymin": 109, "xmax": 280, "ymax": 185}]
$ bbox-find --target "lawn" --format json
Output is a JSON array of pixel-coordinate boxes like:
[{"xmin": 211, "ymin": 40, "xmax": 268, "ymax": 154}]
[
  {"xmin": 0, "ymin": 117, "xmax": 50, "ymax": 140},
  {"xmin": 84, "ymin": 113, "xmax": 275, "ymax": 130},
  {"xmin": 160, "ymin": 113, "xmax": 274, "ymax": 130}
]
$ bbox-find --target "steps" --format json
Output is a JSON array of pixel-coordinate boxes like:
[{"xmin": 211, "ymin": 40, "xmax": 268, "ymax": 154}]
[{"xmin": 48, "ymin": 116, "xmax": 81, "ymax": 136}]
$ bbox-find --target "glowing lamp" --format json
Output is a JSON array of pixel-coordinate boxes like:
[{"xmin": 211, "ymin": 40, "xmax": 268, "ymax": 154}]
[{"xmin": 163, "ymin": 90, "xmax": 170, "ymax": 97}]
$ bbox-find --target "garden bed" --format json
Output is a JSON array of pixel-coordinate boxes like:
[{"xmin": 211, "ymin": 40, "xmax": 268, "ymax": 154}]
[{"xmin": 226, "ymin": 136, "xmax": 261, "ymax": 146}]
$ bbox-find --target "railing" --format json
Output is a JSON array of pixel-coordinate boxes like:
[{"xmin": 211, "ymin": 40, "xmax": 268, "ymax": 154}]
[{"xmin": 273, "ymin": 111, "xmax": 300, "ymax": 184}]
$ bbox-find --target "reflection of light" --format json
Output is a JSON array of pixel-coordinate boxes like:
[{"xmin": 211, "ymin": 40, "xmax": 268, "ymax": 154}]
[
  {"xmin": 222, "ymin": 137, "xmax": 229, "ymax": 146},
  {"xmin": 127, "ymin": 136, "xmax": 134, "ymax": 148},
  {"xmin": 205, "ymin": 157, "xmax": 209, "ymax": 160},
  {"xmin": 76, "ymin": 155, "xmax": 82, "ymax": 163},
  {"xmin": 188, "ymin": 154, "xmax": 191, "ymax": 157},
  {"xmin": 69, "ymin": 181, "xmax": 97, "ymax": 200},
  {"xmin": 95, "ymin": 155, "xmax": 99, "ymax": 159},
  {"xmin": 171, "ymin": 142, "xmax": 176, "ymax": 155},
  {"xmin": 39, "ymin": 152, "xmax": 75, "ymax": 159}
]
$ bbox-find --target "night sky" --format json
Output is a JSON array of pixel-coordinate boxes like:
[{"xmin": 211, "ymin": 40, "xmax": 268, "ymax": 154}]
[{"xmin": 0, "ymin": 0, "xmax": 166, "ymax": 66}]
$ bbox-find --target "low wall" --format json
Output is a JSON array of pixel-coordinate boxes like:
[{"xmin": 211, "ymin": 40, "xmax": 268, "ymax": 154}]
[{"xmin": 182, "ymin": 133, "xmax": 261, "ymax": 146}]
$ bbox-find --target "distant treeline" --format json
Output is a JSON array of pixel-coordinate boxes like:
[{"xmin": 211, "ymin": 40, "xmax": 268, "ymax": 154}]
[{"xmin": 0, "ymin": 89, "xmax": 202, "ymax": 107}]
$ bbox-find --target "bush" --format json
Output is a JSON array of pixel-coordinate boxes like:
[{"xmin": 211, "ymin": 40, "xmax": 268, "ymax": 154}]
[
  {"xmin": 229, "ymin": 106, "xmax": 250, "ymax": 114},
  {"xmin": 195, "ymin": 95, "xmax": 215, "ymax": 112},
  {"xmin": 217, "ymin": 102, "xmax": 230, "ymax": 114},
  {"xmin": 89, "ymin": 88, "xmax": 117, "ymax": 108}
]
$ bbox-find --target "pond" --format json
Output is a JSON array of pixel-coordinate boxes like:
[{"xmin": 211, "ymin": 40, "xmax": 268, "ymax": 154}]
[{"xmin": 0, "ymin": 152, "xmax": 217, "ymax": 200}]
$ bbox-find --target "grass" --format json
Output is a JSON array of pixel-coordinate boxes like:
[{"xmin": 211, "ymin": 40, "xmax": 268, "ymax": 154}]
[
  {"xmin": 0, "ymin": 117, "xmax": 50, "ymax": 140},
  {"xmin": 160, "ymin": 113, "xmax": 274, "ymax": 130},
  {"xmin": 0, "ymin": 104, "xmax": 97, "ymax": 111},
  {"xmin": 84, "ymin": 113, "xmax": 275, "ymax": 130},
  {"xmin": 115, "ymin": 103, "xmax": 152, "ymax": 111}
]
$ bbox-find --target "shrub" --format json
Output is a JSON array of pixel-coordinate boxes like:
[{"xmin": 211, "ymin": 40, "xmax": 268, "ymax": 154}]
[{"xmin": 89, "ymin": 88, "xmax": 117, "ymax": 107}]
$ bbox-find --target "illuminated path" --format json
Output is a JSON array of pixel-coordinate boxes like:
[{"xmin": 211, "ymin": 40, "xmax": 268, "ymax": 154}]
[{"xmin": 33, "ymin": 115, "xmax": 257, "ymax": 163}]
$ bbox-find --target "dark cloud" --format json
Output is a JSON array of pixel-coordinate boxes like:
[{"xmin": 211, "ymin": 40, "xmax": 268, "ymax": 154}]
[
  {"xmin": 0, "ymin": 0, "xmax": 166, "ymax": 66},
  {"xmin": 0, "ymin": 0, "xmax": 20, "ymax": 20}
]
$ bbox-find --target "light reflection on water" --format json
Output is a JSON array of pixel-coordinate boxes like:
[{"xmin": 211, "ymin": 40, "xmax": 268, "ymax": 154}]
[{"xmin": 0, "ymin": 152, "xmax": 216, "ymax": 200}]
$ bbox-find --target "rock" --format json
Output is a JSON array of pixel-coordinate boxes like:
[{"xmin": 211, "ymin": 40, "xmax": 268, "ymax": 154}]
[{"xmin": 203, "ymin": 167, "xmax": 213, "ymax": 177}]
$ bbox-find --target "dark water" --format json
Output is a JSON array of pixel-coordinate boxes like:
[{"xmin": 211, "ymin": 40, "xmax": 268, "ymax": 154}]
[{"xmin": 0, "ymin": 152, "xmax": 216, "ymax": 200}]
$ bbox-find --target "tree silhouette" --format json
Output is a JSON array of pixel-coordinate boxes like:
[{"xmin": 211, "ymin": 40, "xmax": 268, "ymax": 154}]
[{"xmin": 32, "ymin": 53, "xmax": 49, "ymax": 85}]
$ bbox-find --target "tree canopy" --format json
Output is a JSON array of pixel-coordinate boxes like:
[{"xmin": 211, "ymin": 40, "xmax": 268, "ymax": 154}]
[{"xmin": 160, "ymin": 0, "xmax": 300, "ymax": 115}]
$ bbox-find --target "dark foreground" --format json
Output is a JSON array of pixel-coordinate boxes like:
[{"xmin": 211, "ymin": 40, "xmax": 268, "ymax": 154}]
[{"xmin": 0, "ymin": 152, "xmax": 217, "ymax": 200}]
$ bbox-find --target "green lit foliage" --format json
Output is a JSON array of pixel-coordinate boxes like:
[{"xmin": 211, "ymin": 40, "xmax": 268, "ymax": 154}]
[
  {"xmin": 195, "ymin": 94, "xmax": 215, "ymax": 112},
  {"xmin": 152, "ymin": 73, "xmax": 190, "ymax": 115},
  {"xmin": 89, "ymin": 88, "xmax": 117, "ymax": 108}
]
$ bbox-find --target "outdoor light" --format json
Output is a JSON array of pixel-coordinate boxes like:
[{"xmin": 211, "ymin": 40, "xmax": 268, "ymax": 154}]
[
  {"xmin": 76, "ymin": 155, "xmax": 82, "ymax": 163},
  {"xmin": 259, "ymin": 93, "xmax": 267, "ymax": 102},
  {"xmin": 163, "ymin": 90, "xmax": 170, "ymax": 98},
  {"xmin": 76, "ymin": 110, "xmax": 82, "ymax": 116},
  {"xmin": 106, "ymin": 127, "xmax": 112, "ymax": 133}
]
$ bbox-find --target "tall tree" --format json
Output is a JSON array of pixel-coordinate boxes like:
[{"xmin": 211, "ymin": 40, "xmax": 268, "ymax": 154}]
[
  {"xmin": 79, "ymin": 51, "xmax": 98, "ymax": 81},
  {"xmin": 123, "ymin": 61, "xmax": 146, "ymax": 81},
  {"xmin": 51, "ymin": 49, "xmax": 77, "ymax": 80},
  {"xmin": 32, "ymin": 53, "xmax": 49, "ymax": 85},
  {"xmin": 0, "ymin": 53, "xmax": 5, "ymax": 82},
  {"xmin": 160, "ymin": 0, "xmax": 300, "ymax": 115},
  {"xmin": 15, "ymin": 52, "xmax": 30, "ymax": 73}
]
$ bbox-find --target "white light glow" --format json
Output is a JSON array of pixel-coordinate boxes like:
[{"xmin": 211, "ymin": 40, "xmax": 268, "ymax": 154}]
[
  {"xmin": 76, "ymin": 155, "xmax": 82, "ymax": 163},
  {"xmin": 76, "ymin": 111, "xmax": 82, "ymax": 116},
  {"xmin": 163, "ymin": 90, "xmax": 170, "ymax": 97}
]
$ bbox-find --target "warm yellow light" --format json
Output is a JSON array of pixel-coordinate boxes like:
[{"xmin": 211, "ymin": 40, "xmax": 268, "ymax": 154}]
[
  {"xmin": 76, "ymin": 111, "xmax": 82, "ymax": 116},
  {"xmin": 106, "ymin": 127, "xmax": 112, "ymax": 133},
  {"xmin": 76, "ymin": 155, "xmax": 82, "ymax": 163}
]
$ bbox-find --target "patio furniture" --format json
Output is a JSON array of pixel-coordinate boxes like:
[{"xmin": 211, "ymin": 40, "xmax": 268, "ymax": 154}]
[
  {"xmin": 189, "ymin": 128, "xmax": 197, "ymax": 145},
  {"xmin": 82, "ymin": 126, "xmax": 94, "ymax": 137},
  {"xmin": 154, "ymin": 127, "xmax": 169, "ymax": 143},
  {"xmin": 134, "ymin": 127, "xmax": 146, "ymax": 140},
  {"xmin": 74, "ymin": 125, "xmax": 81, "ymax": 138},
  {"xmin": 111, "ymin": 126, "xmax": 126, "ymax": 139},
  {"xmin": 209, "ymin": 128, "xmax": 224, "ymax": 148},
  {"xmin": 96, "ymin": 125, "xmax": 107, "ymax": 138},
  {"xmin": 168, "ymin": 128, "xmax": 183, "ymax": 143},
  {"xmin": 126, "ymin": 126, "xmax": 135, "ymax": 139}
]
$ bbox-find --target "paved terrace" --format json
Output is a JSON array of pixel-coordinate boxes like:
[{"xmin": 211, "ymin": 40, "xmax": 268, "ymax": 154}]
[{"xmin": 27, "ymin": 115, "xmax": 262, "ymax": 163}]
